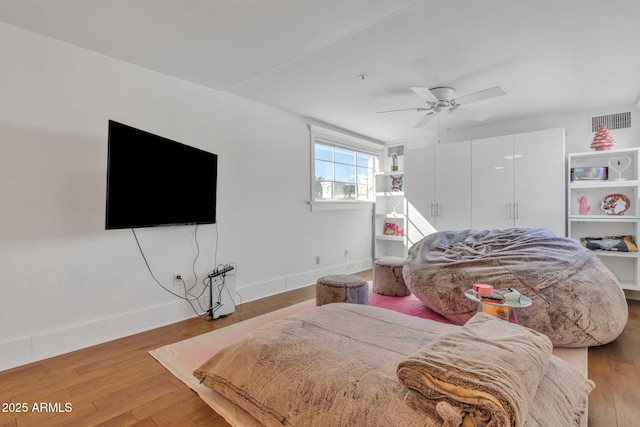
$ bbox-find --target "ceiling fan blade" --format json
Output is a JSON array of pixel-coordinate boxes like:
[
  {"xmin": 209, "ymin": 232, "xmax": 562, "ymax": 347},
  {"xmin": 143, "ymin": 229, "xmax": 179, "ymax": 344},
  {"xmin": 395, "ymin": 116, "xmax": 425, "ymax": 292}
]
[
  {"xmin": 414, "ymin": 113, "xmax": 435, "ymax": 128},
  {"xmin": 451, "ymin": 107, "xmax": 490, "ymax": 121},
  {"xmin": 453, "ymin": 86, "xmax": 505, "ymax": 105},
  {"xmin": 410, "ymin": 86, "xmax": 438, "ymax": 102},
  {"xmin": 376, "ymin": 107, "xmax": 422, "ymax": 114}
]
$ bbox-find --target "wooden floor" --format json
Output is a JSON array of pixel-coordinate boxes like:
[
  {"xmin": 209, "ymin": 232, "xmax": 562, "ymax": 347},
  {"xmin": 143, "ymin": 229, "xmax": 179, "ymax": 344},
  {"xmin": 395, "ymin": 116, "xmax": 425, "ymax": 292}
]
[{"xmin": 0, "ymin": 269, "xmax": 638, "ymax": 427}]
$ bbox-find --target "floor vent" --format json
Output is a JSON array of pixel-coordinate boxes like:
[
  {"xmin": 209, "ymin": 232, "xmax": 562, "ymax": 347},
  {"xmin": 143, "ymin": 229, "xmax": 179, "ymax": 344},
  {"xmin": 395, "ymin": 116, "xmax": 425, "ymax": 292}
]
[{"xmin": 591, "ymin": 111, "xmax": 632, "ymax": 132}]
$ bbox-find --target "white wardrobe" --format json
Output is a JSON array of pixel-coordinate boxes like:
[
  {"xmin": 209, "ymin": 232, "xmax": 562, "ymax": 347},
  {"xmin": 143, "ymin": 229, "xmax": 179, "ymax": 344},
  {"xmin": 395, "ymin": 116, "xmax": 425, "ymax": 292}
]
[{"xmin": 405, "ymin": 128, "xmax": 565, "ymax": 240}]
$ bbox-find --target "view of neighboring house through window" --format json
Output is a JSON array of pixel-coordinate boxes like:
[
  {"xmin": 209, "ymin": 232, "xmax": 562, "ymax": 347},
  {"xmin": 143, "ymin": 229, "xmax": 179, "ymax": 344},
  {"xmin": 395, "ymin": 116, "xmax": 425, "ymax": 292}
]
[{"xmin": 314, "ymin": 143, "xmax": 375, "ymax": 202}]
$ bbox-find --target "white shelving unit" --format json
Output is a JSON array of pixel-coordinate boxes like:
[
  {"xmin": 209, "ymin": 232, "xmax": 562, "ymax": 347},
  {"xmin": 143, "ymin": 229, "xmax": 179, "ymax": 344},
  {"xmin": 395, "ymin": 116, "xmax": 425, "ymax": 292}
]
[
  {"xmin": 374, "ymin": 171, "xmax": 407, "ymax": 260},
  {"xmin": 568, "ymin": 147, "xmax": 640, "ymax": 291}
]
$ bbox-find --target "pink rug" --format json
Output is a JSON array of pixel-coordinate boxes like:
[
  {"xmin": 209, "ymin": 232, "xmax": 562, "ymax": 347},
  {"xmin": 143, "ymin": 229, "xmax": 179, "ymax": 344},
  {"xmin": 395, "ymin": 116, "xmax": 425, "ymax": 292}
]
[{"xmin": 368, "ymin": 288, "xmax": 450, "ymax": 323}]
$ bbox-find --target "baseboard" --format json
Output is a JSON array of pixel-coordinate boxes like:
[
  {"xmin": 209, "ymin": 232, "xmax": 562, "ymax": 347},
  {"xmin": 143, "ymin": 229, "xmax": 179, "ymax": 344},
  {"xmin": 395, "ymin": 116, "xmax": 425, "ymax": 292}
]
[
  {"xmin": 237, "ymin": 258, "xmax": 372, "ymax": 303},
  {"xmin": 0, "ymin": 299, "xmax": 198, "ymax": 372},
  {"xmin": 0, "ymin": 261, "xmax": 371, "ymax": 372}
]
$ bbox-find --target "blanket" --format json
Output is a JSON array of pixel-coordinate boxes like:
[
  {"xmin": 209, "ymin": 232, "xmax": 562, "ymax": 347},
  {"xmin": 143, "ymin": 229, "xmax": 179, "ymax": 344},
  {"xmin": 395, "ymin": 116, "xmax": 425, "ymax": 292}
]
[
  {"xmin": 194, "ymin": 304, "xmax": 593, "ymax": 427},
  {"xmin": 397, "ymin": 312, "xmax": 553, "ymax": 427}
]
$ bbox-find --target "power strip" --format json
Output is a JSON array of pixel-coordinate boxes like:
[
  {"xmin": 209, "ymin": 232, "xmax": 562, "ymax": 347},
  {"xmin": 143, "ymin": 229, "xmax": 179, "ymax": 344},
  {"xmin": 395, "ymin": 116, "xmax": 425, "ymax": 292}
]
[{"xmin": 208, "ymin": 264, "xmax": 234, "ymax": 278}]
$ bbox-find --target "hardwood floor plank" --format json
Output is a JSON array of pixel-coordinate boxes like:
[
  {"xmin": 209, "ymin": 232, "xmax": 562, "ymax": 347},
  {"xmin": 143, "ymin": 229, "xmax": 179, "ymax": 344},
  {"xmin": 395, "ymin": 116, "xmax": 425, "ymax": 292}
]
[
  {"xmin": 129, "ymin": 382, "xmax": 196, "ymax": 421},
  {"xmin": 587, "ymin": 372, "xmax": 616, "ymax": 427}
]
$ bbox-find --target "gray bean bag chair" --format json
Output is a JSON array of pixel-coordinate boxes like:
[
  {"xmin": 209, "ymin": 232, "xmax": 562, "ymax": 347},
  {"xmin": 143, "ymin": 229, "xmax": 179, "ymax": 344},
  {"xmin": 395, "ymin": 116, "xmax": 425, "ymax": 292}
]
[{"xmin": 403, "ymin": 228, "xmax": 628, "ymax": 347}]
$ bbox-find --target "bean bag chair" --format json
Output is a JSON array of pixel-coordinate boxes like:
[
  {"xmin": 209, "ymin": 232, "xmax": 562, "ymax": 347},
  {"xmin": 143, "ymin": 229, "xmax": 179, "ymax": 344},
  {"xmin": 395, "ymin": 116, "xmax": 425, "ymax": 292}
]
[{"xmin": 403, "ymin": 228, "xmax": 628, "ymax": 347}]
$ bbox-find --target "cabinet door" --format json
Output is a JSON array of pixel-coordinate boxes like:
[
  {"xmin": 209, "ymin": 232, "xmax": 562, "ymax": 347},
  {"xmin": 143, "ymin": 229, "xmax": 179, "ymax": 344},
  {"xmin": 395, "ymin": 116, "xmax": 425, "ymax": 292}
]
[
  {"xmin": 435, "ymin": 141, "xmax": 471, "ymax": 230},
  {"xmin": 405, "ymin": 144, "xmax": 435, "ymax": 218},
  {"xmin": 405, "ymin": 144, "xmax": 437, "ymax": 242},
  {"xmin": 471, "ymin": 135, "xmax": 515, "ymax": 230},
  {"xmin": 513, "ymin": 128, "xmax": 565, "ymax": 236}
]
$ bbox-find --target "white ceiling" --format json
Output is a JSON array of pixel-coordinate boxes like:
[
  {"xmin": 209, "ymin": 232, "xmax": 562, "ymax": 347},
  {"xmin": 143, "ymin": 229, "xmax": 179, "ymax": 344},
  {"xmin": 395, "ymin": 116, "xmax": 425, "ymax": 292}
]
[{"xmin": 1, "ymin": 0, "xmax": 639, "ymax": 142}]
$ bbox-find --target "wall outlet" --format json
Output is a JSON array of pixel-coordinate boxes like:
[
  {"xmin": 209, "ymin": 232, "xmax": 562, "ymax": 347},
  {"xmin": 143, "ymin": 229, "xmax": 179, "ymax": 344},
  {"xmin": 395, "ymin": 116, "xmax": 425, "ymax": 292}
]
[
  {"xmin": 173, "ymin": 273, "xmax": 182, "ymax": 286},
  {"xmin": 315, "ymin": 256, "xmax": 320, "ymax": 265}
]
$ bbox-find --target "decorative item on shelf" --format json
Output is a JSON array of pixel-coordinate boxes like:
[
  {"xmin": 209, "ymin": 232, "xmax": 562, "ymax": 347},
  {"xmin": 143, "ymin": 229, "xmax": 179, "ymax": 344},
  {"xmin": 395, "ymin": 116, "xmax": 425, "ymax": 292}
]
[
  {"xmin": 390, "ymin": 174, "xmax": 404, "ymax": 192},
  {"xmin": 580, "ymin": 235, "xmax": 639, "ymax": 252},
  {"xmin": 600, "ymin": 193, "xmax": 630, "ymax": 215},
  {"xmin": 570, "ymin": 166, "xmax": 608, "ymax": 181},
  {"xmin": 384, "ymin": 222, "xmax": 396, "ymax": 235},
  {"xmin": 608, "ymin": 156, "xmax": 631, "ymax": 181},
  {"xmin": 390, "ymin": 153, "xmax": 399, "ymax": 171},
  {"xmin": 383, "ymin": 222, "xmax": 404, "ymax": 236},
  {"xmin": 391, "ymin": 198, "xmax": 402, "ymax": 215},
  {"xmin": 590, "ymin": 124, "xmax": 615, "ymax": 151},
  {"xmin": 577, "ymin": 195, "xmax": 590, "ymax": 215}
]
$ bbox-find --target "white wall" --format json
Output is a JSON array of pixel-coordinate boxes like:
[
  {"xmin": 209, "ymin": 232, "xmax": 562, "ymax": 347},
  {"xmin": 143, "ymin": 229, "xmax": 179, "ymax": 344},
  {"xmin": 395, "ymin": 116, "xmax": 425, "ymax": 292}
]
[{"xmin": 0, "ymin": 22, "xmax": 374, "ymax": 371}]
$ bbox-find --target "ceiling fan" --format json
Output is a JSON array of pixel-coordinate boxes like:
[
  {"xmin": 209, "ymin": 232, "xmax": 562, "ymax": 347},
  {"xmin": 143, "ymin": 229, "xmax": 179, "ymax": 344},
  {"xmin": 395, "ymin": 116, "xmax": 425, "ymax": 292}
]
[{"xmin": 378, "ymin": 86, "xmax": 506, "ymax": 127}]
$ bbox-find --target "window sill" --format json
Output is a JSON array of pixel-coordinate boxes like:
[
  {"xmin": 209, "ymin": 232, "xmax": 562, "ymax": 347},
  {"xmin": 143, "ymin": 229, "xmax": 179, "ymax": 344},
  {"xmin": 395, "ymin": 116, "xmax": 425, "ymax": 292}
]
[{"xmin": 310, "ymin": 201, "xmax": 374, "ymax": 212}]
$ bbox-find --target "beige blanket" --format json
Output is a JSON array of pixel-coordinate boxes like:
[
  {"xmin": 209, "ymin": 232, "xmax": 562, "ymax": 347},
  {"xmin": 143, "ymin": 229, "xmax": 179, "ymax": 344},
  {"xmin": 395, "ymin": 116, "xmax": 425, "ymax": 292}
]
[
  {"xmin": 194, "ymin": 304, "xmax": 593, "ymax": 427},
  {"xmin": 397, "ymin": 312, "xmax": 554, "ymax": 427}
]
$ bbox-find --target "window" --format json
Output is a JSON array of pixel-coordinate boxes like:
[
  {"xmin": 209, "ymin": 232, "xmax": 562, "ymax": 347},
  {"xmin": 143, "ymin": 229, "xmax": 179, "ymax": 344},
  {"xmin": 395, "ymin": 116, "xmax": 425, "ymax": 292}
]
[{"xmin": 310, "ymin": 126, "xmax": 381, "ymax": 210}]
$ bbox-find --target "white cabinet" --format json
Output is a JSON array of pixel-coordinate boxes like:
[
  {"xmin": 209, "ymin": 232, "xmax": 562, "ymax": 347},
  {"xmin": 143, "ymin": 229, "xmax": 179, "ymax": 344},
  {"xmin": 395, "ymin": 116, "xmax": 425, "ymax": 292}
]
[
  {"xmin": 374, "ymin": 171, "xmax": 407, "ymax": 260},
  {"xmin": 471, "ymin": 128, "xmax": 565, "ymax": 236},
  {"xmin": 433, "ymin": 141, "xmax": 472, "ymax": 231},
  {"xmin": 568, "ymin": 148, "xmax": 640, "ymax": 291},
  {"xmin": 471, "ymin": 135, "xmax": 514, "ymax": 230},
  {"xmin": 404, "ymin": 141, "xmax": 471, "ymax": 235}
]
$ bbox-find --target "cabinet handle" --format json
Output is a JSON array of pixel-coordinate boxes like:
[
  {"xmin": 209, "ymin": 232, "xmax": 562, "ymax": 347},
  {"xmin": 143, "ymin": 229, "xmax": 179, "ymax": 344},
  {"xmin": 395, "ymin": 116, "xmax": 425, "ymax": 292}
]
[
  {"xmin": 507, "ymin": 203, "xmax": 512, "ymax": 219},
  {"xmin": 431, "ymin": 203, "xmax": 442, "ymax": 218},
  {"xmin": 514, "ymin": 203, "xmax": 519, "ymax": 219},
  {"xmin": 430, "ymin": 203, "xmax": 443, "ymax": 218}
]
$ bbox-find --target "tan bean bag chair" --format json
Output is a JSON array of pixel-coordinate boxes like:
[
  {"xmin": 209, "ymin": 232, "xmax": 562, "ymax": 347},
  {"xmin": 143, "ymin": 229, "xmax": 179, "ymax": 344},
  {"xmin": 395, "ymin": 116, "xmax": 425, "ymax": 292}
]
[{"xmin": 403, "ymin": 228, "xmax": 628, "ymax": 347}]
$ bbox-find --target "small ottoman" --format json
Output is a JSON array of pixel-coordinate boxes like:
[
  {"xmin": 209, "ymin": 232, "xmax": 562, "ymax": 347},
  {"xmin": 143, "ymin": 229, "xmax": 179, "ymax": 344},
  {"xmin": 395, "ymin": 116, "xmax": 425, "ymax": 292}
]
[
  {"xmin": 373, "ymin": 258, "xmax": 410, "ymax": 296},
  {"xmin": 316, "ymin": 274, "xmax": 369, "ymax": 306}
]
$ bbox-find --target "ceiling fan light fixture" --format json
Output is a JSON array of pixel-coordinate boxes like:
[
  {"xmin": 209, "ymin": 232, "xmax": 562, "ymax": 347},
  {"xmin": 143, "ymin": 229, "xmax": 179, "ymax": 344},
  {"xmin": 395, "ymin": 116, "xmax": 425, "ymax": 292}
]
[{"xmin": 377, "ymin": 84, "xmax": 504, "ymax": 127}]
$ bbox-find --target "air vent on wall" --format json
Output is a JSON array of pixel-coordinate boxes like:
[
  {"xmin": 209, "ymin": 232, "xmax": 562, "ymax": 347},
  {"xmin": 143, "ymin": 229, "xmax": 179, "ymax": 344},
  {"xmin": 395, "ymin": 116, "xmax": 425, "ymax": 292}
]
[
  {"xmin": 591, "ymin": 111, "xmax": 632, "ymax": 132},
  {"xmin": 387, "ymin": 144, "xmax": 405, "ymax": 157}
]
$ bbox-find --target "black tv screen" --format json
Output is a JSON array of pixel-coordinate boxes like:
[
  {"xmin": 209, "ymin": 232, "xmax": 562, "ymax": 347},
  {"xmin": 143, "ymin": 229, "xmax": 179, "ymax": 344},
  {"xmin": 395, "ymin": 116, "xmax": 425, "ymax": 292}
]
[{"xmin": 105, "ymin": 120, "xmax": 217, "ymax": 229}]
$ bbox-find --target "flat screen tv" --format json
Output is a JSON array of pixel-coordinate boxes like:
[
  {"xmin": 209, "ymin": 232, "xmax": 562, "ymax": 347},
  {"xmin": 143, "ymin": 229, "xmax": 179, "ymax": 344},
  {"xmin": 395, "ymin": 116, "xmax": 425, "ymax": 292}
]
[{"xmin": 105, "ymin": 120, "xmax": 217, "ymax": 229}]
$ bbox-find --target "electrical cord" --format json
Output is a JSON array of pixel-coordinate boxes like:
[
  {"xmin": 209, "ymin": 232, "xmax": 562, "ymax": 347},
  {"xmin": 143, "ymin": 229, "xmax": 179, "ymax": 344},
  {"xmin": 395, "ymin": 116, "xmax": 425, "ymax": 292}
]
[
  {"xmin": 132, "ymin": 222, "xmax": 239, "ymax": 321},
  {"xmin": 132, "ymin": 228, "xmax": 205, "ymax": 316}
]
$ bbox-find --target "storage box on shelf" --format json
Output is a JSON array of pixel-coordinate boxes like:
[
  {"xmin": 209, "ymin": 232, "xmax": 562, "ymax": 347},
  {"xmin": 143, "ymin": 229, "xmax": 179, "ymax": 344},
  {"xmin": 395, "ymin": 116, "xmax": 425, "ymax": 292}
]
[
  {"xmin": 568, "ymin": 148, "xmax": 640, "ymax": 291},
  {"xmin": 374, "ymin": 171, "xmax": 407, "ymax": 260}
]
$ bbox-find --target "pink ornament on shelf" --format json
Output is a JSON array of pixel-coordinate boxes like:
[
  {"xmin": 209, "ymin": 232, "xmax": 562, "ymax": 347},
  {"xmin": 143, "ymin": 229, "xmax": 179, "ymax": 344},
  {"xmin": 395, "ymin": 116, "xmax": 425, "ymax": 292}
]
[
  {"xmin": 577, "ymin": 195, "xmax": 590, "ymax": 215},
  {"xmin": 590, "ymin": 125, "xmax": 615, "ymax": 151}
]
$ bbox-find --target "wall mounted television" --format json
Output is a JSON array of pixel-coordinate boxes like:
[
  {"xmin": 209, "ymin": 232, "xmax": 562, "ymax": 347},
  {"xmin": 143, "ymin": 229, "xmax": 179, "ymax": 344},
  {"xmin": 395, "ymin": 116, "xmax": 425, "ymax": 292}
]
[{"xmin": 105, "ymin": 120, "xmax": 217, "ymax": 229}]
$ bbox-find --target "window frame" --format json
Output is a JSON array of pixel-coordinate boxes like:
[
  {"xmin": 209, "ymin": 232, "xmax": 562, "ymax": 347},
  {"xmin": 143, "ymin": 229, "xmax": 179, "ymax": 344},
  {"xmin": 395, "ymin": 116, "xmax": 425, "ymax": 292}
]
[{"xmin": 309, "ymin": 125, "xmax": 382, "ymax": 211}]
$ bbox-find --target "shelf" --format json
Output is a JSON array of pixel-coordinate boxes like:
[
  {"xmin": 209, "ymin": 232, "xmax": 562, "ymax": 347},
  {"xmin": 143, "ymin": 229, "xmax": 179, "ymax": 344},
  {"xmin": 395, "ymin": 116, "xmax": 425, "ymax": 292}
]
[
  {"xmin": 569, "ymin": 215, "xmax": 640, "ymax": 221},
  {"xmin": 374, "ymin": 156, "xmax": 407, "ymax": 259},
  {"xmin": 375, "ymin": 235, "xmax": 404, "ymax": 241},
  {"xmin": 591, "ymin": 250, "xmax": 639, "ymax": 259},
  {"xmin": 375, "ymin": 191, "xmax": 404, "ymax": 197},
  {"xmin": 376, "ymin": 213, "xmax": 405, "ymax": 219},
  {"xmin": 568, "ymin": 148, "xmax": 640, "ymax": 291},
  {"xmin": 569, "ymin": 148, "xmax": 640, "ymax": 159},
  {"xmin": 570, "ymin": 180, "xmax": 639, "ymax": 188},
  {"xmin": 618, "ymin": 280, "xmax": 638, "ymax": 290},
  {"xmin": 375, "ymin": 171, "xmax": 404, "ymax": 176}
]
